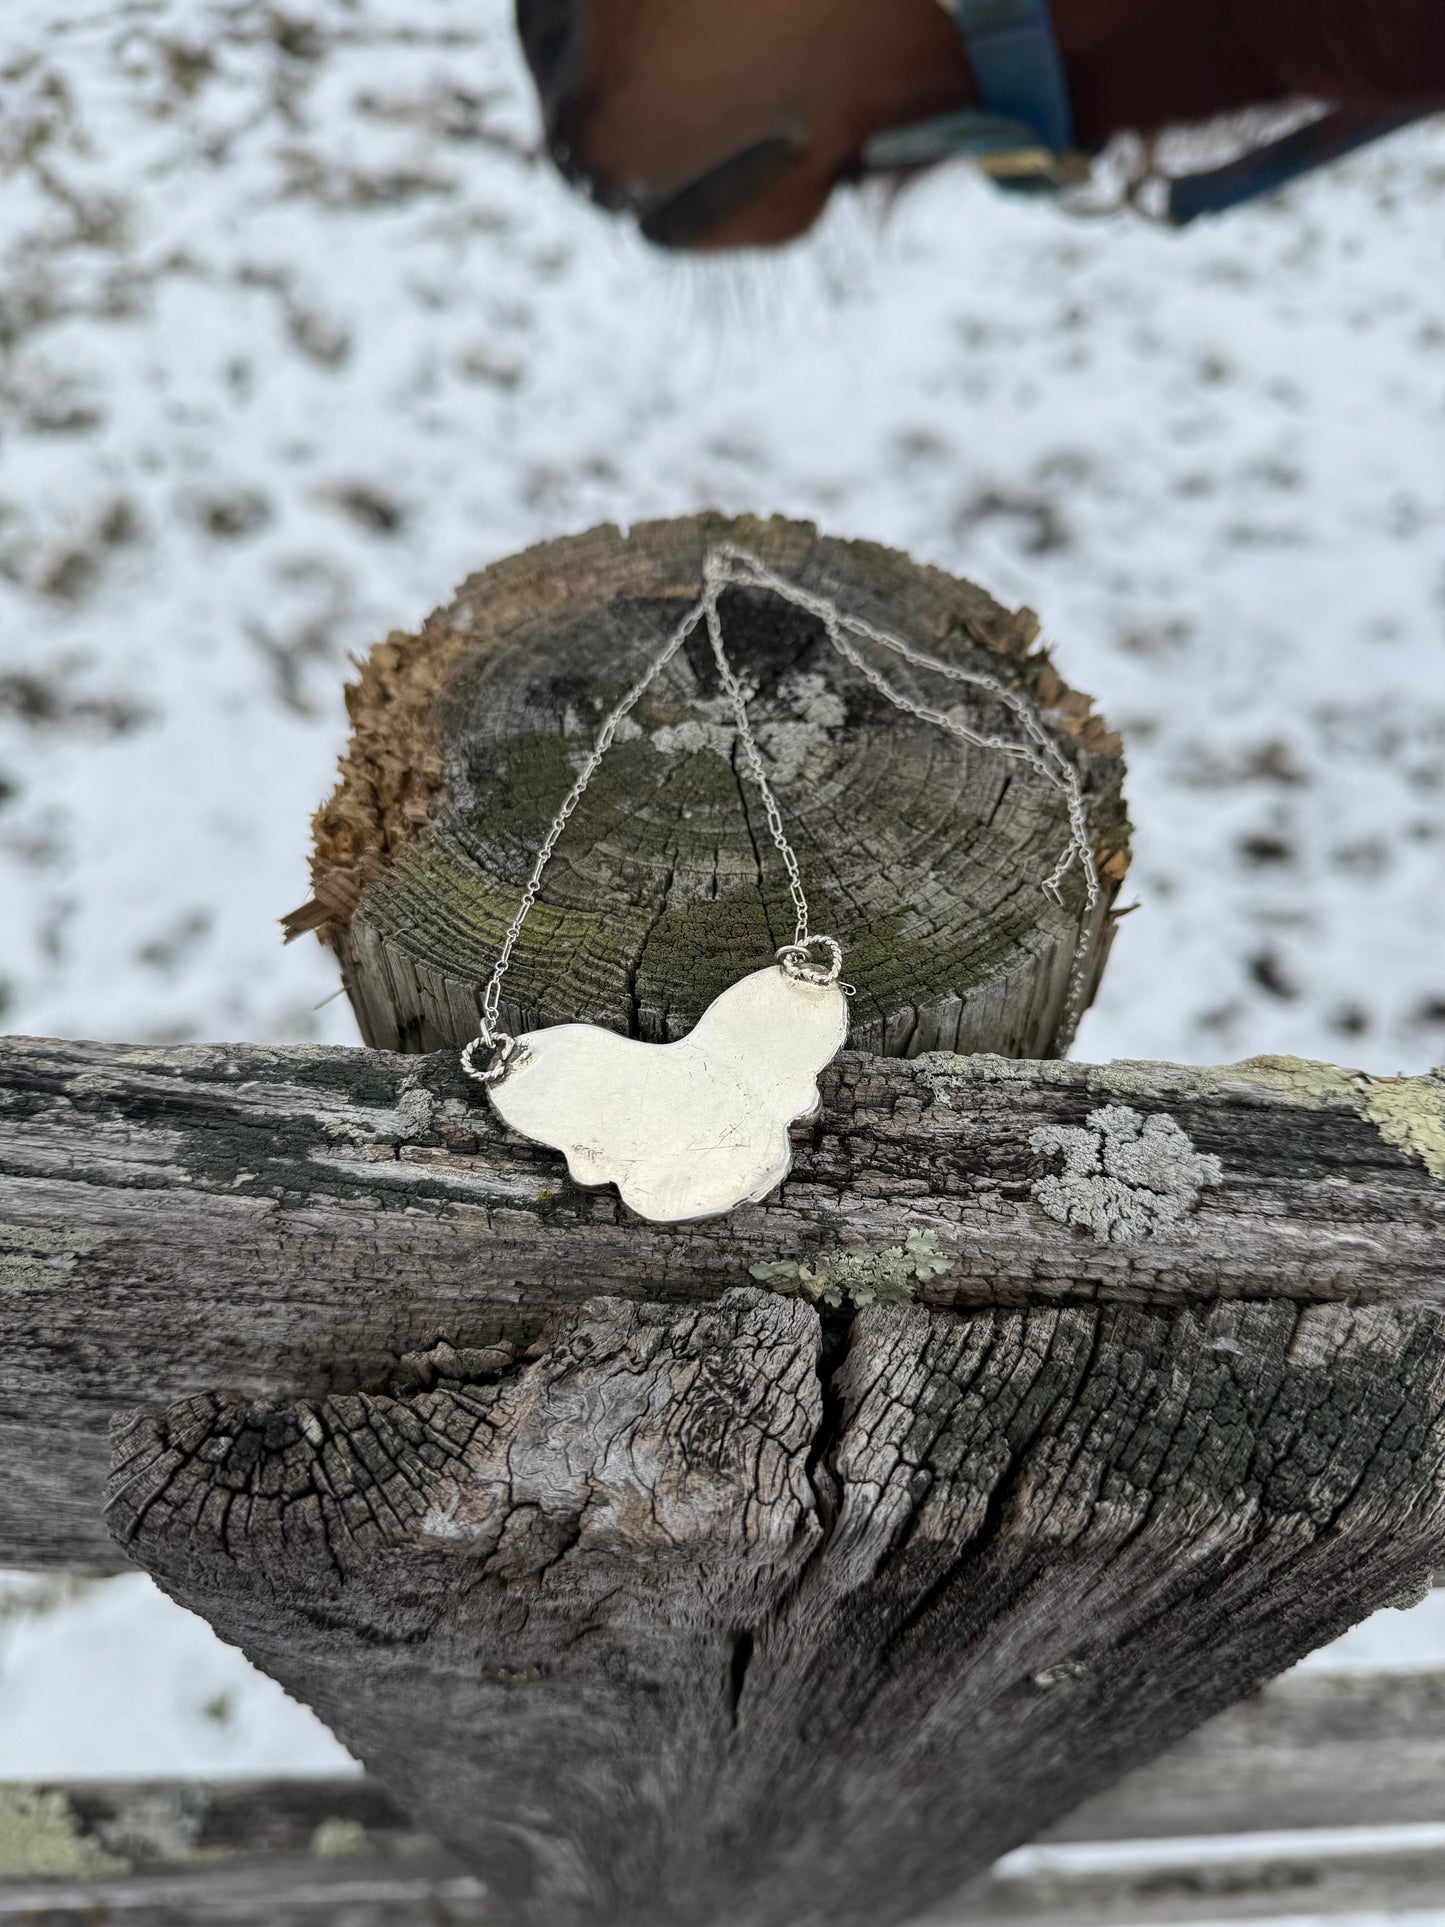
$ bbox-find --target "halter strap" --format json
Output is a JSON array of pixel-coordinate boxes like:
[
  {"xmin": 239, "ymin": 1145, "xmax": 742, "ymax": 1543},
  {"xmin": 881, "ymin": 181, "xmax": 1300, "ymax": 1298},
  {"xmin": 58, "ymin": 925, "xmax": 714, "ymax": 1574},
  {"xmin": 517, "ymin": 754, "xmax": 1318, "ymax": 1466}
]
[
  {"xmin": 862, "ymin": 0, "xmax": 1084, "ymax": 188},
  {"xmin": 948, "ymin": 0, "xmax": 1074, "ymax": 154},
  {"xmin": 863, "ymin": 0, "xmax": 1440, "ymax": 221},
  {"xmin": 1164, "ymin": 104, "xmax": 1440, "ymax": 224}
]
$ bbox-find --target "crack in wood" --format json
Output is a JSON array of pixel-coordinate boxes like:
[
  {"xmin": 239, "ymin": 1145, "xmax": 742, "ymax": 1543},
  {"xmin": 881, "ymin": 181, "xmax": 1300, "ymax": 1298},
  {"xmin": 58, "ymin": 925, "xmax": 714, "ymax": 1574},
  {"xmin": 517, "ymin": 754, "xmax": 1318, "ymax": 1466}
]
[
  {"xmin": 7, "ymin": 1031, "xmax": 1445, "ymax": 1570},
  {"xmin": 103, "ymin": 1288, "xmax": 1445, "ymax": 1927}
]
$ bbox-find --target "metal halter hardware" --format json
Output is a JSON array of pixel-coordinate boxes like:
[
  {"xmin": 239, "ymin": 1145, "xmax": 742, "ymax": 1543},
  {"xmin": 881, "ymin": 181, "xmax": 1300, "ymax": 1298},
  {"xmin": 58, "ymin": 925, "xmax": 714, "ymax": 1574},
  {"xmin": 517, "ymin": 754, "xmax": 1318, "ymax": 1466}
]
[
  {"xmin": 863, "ymin": 0, "xmax": 1439, "ymax": 225},
  {"xmin": 863, "ymin": 0, "xmax": 1085, "ymax": 187}
]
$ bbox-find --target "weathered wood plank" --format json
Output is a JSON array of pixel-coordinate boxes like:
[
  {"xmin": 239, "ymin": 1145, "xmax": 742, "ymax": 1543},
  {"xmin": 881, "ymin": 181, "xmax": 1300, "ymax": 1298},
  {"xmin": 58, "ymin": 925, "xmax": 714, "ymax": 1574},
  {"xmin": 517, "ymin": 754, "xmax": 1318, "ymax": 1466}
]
[
  {"xmin": 953, "ymin": 1833, "xmax": 1445, "ymax": 1924},
  {"xmin": 8, "ymin": 1759, "xmax": 1445, "ymax": 1924},
  {"xmin": 105, "ymin": 1289, "xmax": 1445, "ymax": 1927},
  {"xmin": 8, "ymin": 1837, "xmax": 1442, "ymax": 1927},
  {"xmin": 4, "ymin": 1034, "xmax": 1443, "ymax": 1567},
  {"xmin": 0, "ymin": 1777, "xmax": 423, "ymax": 1875},
  {"xmin": 6, "ymin": 1841, "xmax": 1444, "ymax": 1927},
  {"xmin": 0, "ymin": 1860, "xmax": 487, "ymax": 1924},
  {"xmin": 1053, "ymin": 1668, "xmax": 1445, "ymax": 1840},
  {"xmin": 0, "ymin": 1773, "xmax": 484, "ymax": 1921}
]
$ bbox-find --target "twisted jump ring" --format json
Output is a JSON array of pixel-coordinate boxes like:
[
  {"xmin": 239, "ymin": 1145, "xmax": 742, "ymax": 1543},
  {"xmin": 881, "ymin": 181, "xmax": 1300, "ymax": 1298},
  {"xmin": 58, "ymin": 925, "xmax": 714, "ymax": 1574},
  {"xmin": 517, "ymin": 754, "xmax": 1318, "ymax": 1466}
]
[
  {"xmin": 462, "ymin": 1032, "xmax": 526, "ymax": 1086},
  {"xmin": 776, "ymin": 935, "xmax": 845, "ymax": 987}
]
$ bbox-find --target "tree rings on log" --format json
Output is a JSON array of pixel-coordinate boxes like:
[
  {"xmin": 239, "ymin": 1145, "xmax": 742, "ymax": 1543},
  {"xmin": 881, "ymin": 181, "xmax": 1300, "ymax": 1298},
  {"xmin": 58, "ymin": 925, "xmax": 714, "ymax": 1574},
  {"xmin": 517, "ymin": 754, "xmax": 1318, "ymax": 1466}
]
[{"xmin": 286, "ymin": 514, "xmax": 1130, "ymax": 1057}]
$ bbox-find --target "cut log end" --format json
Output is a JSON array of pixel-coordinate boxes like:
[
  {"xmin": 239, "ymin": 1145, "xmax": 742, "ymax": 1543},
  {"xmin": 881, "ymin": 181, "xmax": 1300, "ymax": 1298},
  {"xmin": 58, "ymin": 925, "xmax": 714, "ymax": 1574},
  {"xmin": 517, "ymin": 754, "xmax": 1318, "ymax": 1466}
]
[
  {"xmin": 287, "ymin": 514, "xmax": 1129, "ymax": 1057},
  {"xmin": 108, "ymin": 1289, "xmax": 1445, "ymax": 1927}
]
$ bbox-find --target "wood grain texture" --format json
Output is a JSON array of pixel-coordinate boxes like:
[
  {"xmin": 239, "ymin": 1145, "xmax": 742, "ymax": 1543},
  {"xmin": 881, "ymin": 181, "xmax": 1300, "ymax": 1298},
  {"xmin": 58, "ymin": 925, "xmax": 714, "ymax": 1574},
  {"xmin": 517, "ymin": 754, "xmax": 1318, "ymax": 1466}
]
[
  {"xmin": 4, "ymin": 1034, "xmax": 1444, "ymax": 1568},
  {"xmin": 286, "ymin": 514, "xmax": 1129, "ymax": 1059},
  {"xmin": 0, "ymin": 1860, "xmax": 486, "ymax": 1925},
  {"xmin": 9, "ymin": 1678, "xmax": 1445, "ymax": 1923},
  {"xmin": 107, "ymin": 1288, "xmax": 1445, "ymax": 1927}
]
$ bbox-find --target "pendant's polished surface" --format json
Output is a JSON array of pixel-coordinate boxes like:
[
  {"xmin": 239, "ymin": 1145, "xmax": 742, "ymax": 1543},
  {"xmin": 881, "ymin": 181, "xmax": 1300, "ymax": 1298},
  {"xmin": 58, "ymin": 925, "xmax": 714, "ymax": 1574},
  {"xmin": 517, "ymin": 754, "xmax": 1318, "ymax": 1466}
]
[{"xmin": 486, "ymin": 965, "xmax": 849, "ymax": 1223}]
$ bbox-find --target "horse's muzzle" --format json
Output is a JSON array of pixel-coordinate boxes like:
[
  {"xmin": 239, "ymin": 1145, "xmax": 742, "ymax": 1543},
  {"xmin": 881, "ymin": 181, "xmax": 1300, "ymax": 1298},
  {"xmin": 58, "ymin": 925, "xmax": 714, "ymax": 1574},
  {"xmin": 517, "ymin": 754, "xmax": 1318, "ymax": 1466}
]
[
  {"xmin": 513, "ymin": 0, "xmax": 817, "ymax": 248},
  {"xmin": 637, "ymin": 136, "xmax": 805, "ymax": 248}
]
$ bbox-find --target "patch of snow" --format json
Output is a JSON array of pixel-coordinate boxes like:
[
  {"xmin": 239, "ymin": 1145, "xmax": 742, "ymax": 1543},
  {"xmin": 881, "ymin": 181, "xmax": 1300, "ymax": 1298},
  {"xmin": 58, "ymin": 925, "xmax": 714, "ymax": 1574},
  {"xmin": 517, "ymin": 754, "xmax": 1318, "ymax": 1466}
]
[
  {"xmin": 0, "ymin": 1570, "xmax": 357, "ymax": 1777},
  {"xmin": 1292, "ymin": 1587, "xmax": 1445, "ymax": 1674}
]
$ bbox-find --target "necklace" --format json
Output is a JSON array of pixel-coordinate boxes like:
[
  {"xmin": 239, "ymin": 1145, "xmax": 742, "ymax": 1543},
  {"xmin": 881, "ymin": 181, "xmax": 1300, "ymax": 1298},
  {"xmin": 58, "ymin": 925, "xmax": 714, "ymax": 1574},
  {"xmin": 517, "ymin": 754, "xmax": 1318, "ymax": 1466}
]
[{"xmin": 462, "ymin": 544, "xmax": 1097, "ymax": 1225}]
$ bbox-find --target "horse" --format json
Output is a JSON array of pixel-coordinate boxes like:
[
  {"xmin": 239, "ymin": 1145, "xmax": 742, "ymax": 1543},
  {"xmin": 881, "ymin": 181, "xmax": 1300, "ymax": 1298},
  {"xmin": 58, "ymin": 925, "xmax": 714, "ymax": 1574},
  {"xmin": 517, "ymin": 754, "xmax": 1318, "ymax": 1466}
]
[{"xmin": 515, "ymin": 0, "xmax": 1445, "ymax": 248}]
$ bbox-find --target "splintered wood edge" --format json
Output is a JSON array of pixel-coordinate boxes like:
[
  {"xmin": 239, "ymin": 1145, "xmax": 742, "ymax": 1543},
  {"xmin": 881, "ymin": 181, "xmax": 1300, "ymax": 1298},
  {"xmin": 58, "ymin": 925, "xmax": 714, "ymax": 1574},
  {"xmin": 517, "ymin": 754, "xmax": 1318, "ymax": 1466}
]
[{"xmin": 282, "ymin": 514, "xmax": 1129, "ymax": 950}]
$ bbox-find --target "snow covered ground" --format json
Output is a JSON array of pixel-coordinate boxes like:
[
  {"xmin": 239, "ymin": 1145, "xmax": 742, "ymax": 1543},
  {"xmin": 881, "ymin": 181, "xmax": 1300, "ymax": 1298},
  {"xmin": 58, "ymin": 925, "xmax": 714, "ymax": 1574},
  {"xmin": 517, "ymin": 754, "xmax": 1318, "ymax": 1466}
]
[
  {"xmin": 2, "ymin": 0, "xmax": 1443, "ymax": 1065},
  {"xmin": 0, "ymin": 1569, "xmax": 356, "ymax": 1776},
  {"xmin": 2, "ymin": 0, "xmax": 1443, "ymax": 1898}
]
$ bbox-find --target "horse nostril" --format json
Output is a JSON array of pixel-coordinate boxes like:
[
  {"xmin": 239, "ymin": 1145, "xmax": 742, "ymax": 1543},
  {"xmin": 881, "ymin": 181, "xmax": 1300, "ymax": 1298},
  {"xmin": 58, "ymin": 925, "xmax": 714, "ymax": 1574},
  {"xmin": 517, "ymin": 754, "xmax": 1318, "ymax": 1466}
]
[
  {"xmin": 514, "ymin": 0, "xmax": 583, "ymax": 109},
  {"xmin": 639, "ymin": 136, "xmax": 804, "ymax": 249}
]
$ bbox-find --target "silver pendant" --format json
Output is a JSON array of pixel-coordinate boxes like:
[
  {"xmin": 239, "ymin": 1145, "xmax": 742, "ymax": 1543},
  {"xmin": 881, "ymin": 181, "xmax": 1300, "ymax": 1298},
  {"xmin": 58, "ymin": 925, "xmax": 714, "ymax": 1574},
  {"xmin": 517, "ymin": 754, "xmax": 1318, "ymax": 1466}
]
[{"xmin": 484, "ymin": 964, "xmax": 849, "ymax": 1223}]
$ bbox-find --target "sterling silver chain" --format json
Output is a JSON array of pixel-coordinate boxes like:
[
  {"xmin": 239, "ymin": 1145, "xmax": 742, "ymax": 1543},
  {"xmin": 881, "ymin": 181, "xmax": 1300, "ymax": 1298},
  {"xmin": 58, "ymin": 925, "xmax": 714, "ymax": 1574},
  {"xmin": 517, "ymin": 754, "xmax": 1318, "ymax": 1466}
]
[{"xmin": 466, "ymin": 544, "xmax": 1099, "ymax": 1083}]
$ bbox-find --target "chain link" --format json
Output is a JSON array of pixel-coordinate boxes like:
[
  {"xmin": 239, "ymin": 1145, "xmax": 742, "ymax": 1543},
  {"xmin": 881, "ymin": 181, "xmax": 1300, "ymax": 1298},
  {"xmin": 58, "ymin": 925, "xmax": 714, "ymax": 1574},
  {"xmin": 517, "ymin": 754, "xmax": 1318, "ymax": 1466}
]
[
  {"xmin": 703, "ymin": 573, "xmax": 811, "ymax": 950},
  {"xmin": 473, "ymin": 597, "xmax": 705, "ymax": 1047},
  {"xmin": 468, "ymin": 545, "xmax": 1100, "ymax": 1069}
]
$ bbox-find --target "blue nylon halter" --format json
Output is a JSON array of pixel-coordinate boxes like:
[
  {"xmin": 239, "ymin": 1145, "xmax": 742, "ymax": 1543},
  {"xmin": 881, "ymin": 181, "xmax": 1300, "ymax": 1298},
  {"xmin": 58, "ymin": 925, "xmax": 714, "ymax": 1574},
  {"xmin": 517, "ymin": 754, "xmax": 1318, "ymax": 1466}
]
[
  {"xmin": 862, "ymin": 0, "xmax": 1439, "ymax": 223},
  {"xmin": 864, "ymin": 0, "xmax": 1077, "ymax": 185}
]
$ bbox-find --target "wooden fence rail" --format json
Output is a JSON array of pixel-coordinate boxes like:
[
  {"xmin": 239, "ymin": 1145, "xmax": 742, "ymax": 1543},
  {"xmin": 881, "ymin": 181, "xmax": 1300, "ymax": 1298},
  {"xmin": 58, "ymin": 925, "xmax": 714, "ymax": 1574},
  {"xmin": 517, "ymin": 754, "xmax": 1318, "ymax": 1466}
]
[{"xmin": 4, "ymin": 1034, "xmax": 1443, "ymax": 1569}]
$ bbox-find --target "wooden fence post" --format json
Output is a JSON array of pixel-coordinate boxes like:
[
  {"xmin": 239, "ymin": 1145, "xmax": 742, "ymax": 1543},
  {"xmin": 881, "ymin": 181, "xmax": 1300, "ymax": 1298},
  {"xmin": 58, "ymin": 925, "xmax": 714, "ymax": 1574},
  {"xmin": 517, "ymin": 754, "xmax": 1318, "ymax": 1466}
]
[
  {"xmin": 281, "ymin": 512, "xmax": 1129, "ymax": 1058},
  {"xmin": 106, "ymin": 1288, "xmax": 1445, "ymax": 1927},
  {"xmin": 3, "ymin": 517, "xmax": 1444, "ymax": 1925}
]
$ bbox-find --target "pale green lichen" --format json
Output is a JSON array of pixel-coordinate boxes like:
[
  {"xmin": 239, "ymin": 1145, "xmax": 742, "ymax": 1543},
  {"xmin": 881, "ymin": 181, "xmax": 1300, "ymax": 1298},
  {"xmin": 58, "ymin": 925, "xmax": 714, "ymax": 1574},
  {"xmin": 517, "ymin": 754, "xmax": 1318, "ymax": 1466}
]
[
  {"xmin": 1213, "ymin": 1057, "xmax": 1445, "ymax": 1179},
  {"xmin": 923, "ymin": 1052, "xmax": 1445, "ymax": 1184},
  {"xmin": 752, "ymin": 1228, "xmax": 952, "ymax": 1310},
  {"xmin": 1360, "ymin": 1075, "xmax": 1445, "ymax": 1181},
  {"xmin": 1211, "ymin": 1055, "xmax": 1360, "ymax": 1104},
  {"xmin": 1087, "ymin": 1055, "xmax": 1360, "ymax": 1107},
  {"xmin": 0, "ymin": 1224, "xmax": 107, "ymax": 1294},
  {"xmin": 0, "ymin": 1785, "xmax": 128, "ymax": 1878},
  {"xmin": 312, "ymin": 1816, "xmax": 372, "ymax": 1859}
]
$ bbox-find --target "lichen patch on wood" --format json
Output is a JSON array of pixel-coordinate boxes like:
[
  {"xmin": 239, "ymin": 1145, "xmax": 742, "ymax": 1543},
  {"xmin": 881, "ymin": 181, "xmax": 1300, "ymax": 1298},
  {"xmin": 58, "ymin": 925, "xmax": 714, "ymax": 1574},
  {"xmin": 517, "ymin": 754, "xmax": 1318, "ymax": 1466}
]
[
  {"xmin": 1187, "ymin": 1056, "xmax": 1445, "ymax": 1182},
  {"xmin": 0, "ymin": 1222, "xmax": 108, "ymax": 1293},
  {"xmin": 750, "ymin": 1227, "xmax": 953, "ymax": 1309},
  {"xmin": 0, "ymin": 1785, "xmax": 128, "ymax": 1879},
  {"xmin": 1029, "ymin": 1105, "xmax": 1224, "ymax": 1244},
  {"xmin": 1360, "ymin": 1072, "xmax": 1445, "ymax": 1182},
  {"xmin": 936, "ymin": 1051, "xmax": 1445, "ymax": 1185}
]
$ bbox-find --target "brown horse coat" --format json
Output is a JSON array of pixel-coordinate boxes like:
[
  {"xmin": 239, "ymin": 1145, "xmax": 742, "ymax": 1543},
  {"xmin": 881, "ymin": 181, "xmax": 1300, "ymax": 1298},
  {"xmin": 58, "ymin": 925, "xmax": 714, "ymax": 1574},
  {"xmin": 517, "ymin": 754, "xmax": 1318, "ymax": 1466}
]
[{"xmin": 516, "ymin": 0, "xmax": 1445, "ymax": 246}]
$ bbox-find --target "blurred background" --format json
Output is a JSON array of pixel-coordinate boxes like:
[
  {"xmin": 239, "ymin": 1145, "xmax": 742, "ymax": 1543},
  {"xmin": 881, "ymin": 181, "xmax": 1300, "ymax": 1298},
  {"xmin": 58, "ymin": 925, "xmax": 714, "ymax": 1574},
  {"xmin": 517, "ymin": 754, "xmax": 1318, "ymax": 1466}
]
[{"xmin": 2, "ymin": 0, "xmax": 1443, "ymax": 1919}]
